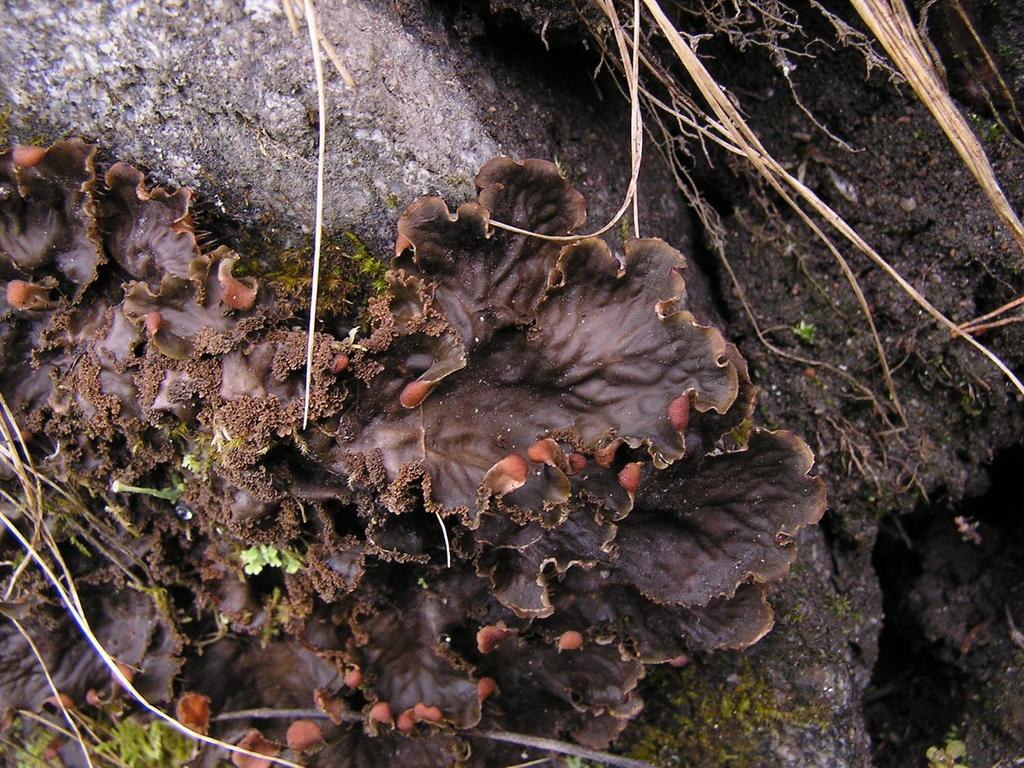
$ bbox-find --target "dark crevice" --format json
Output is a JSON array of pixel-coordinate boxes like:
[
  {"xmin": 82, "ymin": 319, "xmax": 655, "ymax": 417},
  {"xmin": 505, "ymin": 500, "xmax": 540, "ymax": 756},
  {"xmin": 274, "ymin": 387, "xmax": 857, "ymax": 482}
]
[
  {"xmin": 430, "ymin": 0, "xmax": 602, "ymax": 91},
  {"xmin": 865, "ymin": 443, "xmax": 1024, "ymax": 767},
  {"xmin": 686, "ymin": 204, "xmax": 735, "ymax": 326},
  {"xmin": 864, "ymin": 505, "xmax": 965, "ymax": 767}
]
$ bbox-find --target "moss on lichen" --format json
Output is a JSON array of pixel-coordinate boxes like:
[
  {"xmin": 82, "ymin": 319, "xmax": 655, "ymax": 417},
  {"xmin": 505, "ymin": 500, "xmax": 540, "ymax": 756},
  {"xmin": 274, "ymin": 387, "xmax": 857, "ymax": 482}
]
[
  {"xmin": 624, "ymin": 662, "xmax": 827, "ymax": 767},
  {"xmin": 93, "ymin": 719, "xmax": 196, "ymax": 768},
  {"xmin": 2, "ymin": 718, "xmax": 54, "ymax": 767},
  {"xmin": 234, "ymin": 231, "xmax": 387, "ymax": 319},
  {"xmin": 825, "ymin": 591, "xmax": 860, "ymax": 621},
  {"xmin": 2, "ymin": 715, "xmax": 196, "ymax": 768},
  {"xmin": 0, "ymin": 105, "xmax": 11, "ymax": 145}
]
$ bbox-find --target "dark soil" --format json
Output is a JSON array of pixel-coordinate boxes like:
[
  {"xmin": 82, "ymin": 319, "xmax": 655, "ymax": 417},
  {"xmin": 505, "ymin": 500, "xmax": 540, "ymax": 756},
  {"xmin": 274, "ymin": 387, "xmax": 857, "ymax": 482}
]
[
  {"xmin": 658, "ymin": 0, "xmax": 1024, "ymax": 763},
  {"xmin": 867, "ymin": 445, "xmax": 1024, "ymax": 766}
]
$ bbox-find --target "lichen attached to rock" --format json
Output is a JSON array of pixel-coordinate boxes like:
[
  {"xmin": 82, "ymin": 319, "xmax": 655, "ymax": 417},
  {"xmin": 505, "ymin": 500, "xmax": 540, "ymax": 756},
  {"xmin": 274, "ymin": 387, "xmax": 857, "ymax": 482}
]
[{"xmin": 0, "ymin": 141, "xmax": 825, "ymax": 766}]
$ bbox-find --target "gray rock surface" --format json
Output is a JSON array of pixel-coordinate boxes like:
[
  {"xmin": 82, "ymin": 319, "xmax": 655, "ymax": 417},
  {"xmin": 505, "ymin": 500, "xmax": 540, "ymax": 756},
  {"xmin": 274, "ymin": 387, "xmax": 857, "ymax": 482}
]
[
  {"xmin": 0, "ymin": 0, "xmax": 686, "ymax": 257},
  {"xmin": 3, "ymin": 0, "xmax": 490, "ymax": 245}
]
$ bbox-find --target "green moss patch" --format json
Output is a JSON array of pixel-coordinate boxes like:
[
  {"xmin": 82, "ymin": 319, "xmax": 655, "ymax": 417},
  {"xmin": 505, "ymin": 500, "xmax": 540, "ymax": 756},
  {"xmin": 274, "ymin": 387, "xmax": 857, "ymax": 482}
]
[{"xmin": 625, "ymin": 663, "xmax": 828, "ymax": 767}]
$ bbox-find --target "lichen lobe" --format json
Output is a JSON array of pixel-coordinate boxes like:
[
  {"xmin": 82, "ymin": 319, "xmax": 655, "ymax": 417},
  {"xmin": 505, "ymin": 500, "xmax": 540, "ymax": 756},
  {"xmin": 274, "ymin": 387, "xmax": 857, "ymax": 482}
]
[
  {"xmin": 342, "ymin": 156, "xmax": 825, "ymax": 682},
  {"xmin": 0, "ymin": 143, "xmax": 826, "ymax": 766}
]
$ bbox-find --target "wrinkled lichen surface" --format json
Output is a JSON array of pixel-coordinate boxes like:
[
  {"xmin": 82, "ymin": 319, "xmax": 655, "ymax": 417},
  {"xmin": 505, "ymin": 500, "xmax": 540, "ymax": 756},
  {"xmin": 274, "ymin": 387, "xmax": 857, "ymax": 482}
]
[{"xmin": 0, "ymin": 140, "xmax": 824, "ymax": 766}]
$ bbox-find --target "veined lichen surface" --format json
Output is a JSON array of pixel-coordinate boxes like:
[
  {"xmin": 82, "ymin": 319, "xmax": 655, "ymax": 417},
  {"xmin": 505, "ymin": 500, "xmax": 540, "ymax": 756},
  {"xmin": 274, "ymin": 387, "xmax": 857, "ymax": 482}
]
[{"xmin": 0, "ymin": 140, "xmax": 824, "ymax": 766}]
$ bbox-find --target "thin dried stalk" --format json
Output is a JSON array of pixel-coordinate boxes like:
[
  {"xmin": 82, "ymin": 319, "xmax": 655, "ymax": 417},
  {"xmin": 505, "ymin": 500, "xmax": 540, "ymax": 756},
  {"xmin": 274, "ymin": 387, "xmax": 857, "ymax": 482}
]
[
  {"xmin": 213, "ymin": 708, "xmax": 657, "ymax": 768},
  {"xmin": 490, "ymin": 0, "xmax": 644, "ymax": 242},
  {"xmin": 318, "ymin": 30, "xmax": 356, "ymax": 90},
  {"xmin": 958, "ymin": 293, "xmax": 1024, "ymax": 333},
  {"xmin": 281, "ymin": 0, "xmax": 299, "ymax": 36},
  {"xmin": 11, "ymin": 620, "xmax": 97, "ymax": 768},
  {"xmin": 639, "ymin": 0, "xmax": 1024, "ymax": 400},
  {"xmin": 959, "ymin": 313, "xmax": 1024, "ymax": 336},
  {"xmin": 301, "ymin": 0, "xmax": 328, "ymax": 431},
  {"xmin": 850, "ymin": 0, "xmax": 1024, "ymax": 255},
  {"xmin": 470, "ymin": 729, "xmax": 656, "ymax": 768}
]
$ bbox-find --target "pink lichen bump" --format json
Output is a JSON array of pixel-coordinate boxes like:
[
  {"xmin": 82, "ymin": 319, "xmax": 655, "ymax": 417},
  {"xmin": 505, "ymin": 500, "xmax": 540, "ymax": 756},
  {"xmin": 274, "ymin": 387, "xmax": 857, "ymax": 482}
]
[
  {"xmin": 332, "ymin": 352, "xmax": 350, "ymax": 374},
  {"xmin": 567, "ymin": 453, "xmax": 587, "ymax": 474},
  {"xmin": 394, "ymin": 232, "xmax": 413, "ymax": 256},
  {"xmin": 668, "ymin": 393, "xmax": 691, "ymax": 433},
  {"xmin": 617, "ymin": 463, "xmax": 642, "ymax": 495},
  {"xmin": 368, "ymin": 701, "xmax": 392, "ymax": 724},
  {"xmin": 413, "ymin": 702, "xmax": 443, "ymax": 723},
  {"xmin": 286, "ymin": 719, "xmax": 323, "ymax": 751},
  {"xmin": 476, "ymin": 623, "xmax": 511, "ymax": 654},
  {"xmin": 557, "ymin": 630, "xmax": 584, "ymax": 652},
  {"xmin": 399, "ymin": 379, "xmax": 431, "ymax": 409},
  {"xmin": 396, "ymin": 710, "xmax": 415, "ymax": 732},
  {"xmin": 477, "ymin": 677, "xmax": 497, "ymax": 701},
  {"xmin": 12, "ymin": 145, "xmax": 46, "ymax": 167},
  {"xmin": 482, "ymin": 453, "xmax": 529, "ymax": 495},
  {"xmin": 175, "ymin": 692, "xmax": 211, "ymax": 735},
  {"xmin": 527, "ymin": 438, "xmax": 558, "ymax": 464},
  {"xmin": 6, "ymin": 280, "xmax": 52, "ymax": 310},
  {"xmin": 343, "ymin": 666, "xmax": 363, "ymax": 689},
  {"xmin": 144, "ymin": 310, "xmax": 163, "ymax": 337},
  {"xmin": 231, "ymin": 729, "xmax": 280, "ymax": 768},
  {"xmin": 218, "ymin": 257, "xmax": 257, "ymax": 310}
]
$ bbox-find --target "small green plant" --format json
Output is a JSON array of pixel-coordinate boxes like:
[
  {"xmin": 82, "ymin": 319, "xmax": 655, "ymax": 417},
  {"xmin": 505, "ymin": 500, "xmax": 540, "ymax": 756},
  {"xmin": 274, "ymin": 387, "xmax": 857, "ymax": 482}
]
[
  {"xmin": 563, "ymin": 757, "xmax": 607, "ymax": 768},
  {"xmin": 791, "ymin": 320, "xmax": 816, "ymax": 344},
  {"xmin": 344, "ymin": 231, "xmax": 388, "ymax": 296},
  {"xmin": 258, "ymin": 585, "xmax": 295, "ymax": 645},
  {"xmin": 826, "ymin": 592, "xmax": 855, "ymax": 619},
  {"xmin": 3, "ymin": 717, "xmax": 195, "ymax": 768},
  {"xmin": 728, "ymin": 418, "xmax": 754, "ymax": 447},
  {"xmin": 240, "ymin": 544, "xmax": 303, "ymax": 576},
  {"xmin": 925, "ymin": 734, "xmax": 968, "ymax": 768},
  {"xmin": 0, "ymin": 104, "xmax": 11, "ymax": 146},
  {"xmin": 181, "ymin": 452, "xmax": 210, "ymax": 477},
  {"xmin": 5, "ymin": 719, "xmax": 54, "ymax": 768},
  {"xmin": 93, "ymin": 719, "xmax": 195, "ymax": 768},
  {"xmin": 110, "ymin": 478, "xmax": 184, "ymax": 504},
  {"xmin": 210, "ymin": 428, "xmax": 246, "ymax": 461},
  {"xmin": 619, "ymin": 216, "xmax": 632, "ymax": 243}
]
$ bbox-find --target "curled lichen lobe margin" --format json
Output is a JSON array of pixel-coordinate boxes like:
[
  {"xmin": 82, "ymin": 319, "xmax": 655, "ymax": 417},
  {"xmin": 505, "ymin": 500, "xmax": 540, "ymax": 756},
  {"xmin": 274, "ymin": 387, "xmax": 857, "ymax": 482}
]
[
  {"xmin": 0, "ymin": 143, "xmax": 825, "ymax": 765},
  {"xmin": 339, "ymin": 156, "xmax": 824, "ymax": 726}
]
